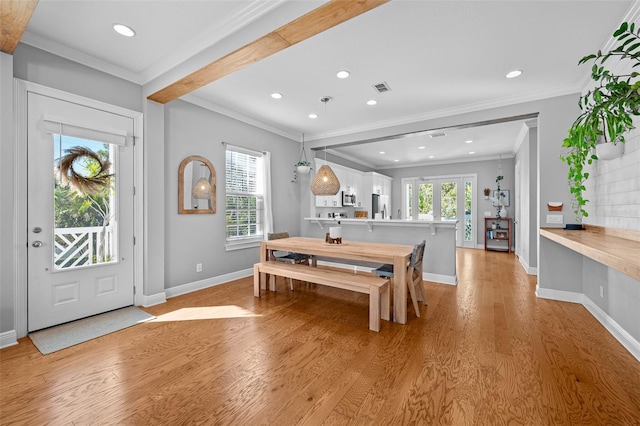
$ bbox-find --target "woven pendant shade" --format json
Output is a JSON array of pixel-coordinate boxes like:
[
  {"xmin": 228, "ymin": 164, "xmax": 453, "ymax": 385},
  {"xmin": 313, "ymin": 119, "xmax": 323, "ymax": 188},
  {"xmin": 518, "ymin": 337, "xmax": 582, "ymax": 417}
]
[
  {"xmin": 192, "ymin": 178, "xmax": 212, "ymax": 199},
  {"xmin": 311, "ymin": 165, "xmax": 340, "ymax": 195}
]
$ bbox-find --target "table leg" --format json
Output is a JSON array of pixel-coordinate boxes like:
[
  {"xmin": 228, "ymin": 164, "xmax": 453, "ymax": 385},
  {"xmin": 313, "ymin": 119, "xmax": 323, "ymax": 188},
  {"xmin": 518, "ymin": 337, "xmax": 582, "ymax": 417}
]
[
  {"xmin": 260, "ymin": 241, "xmax": 268, "ymax": 290},
  {"xmin": 393, "ymin": 254, "xmax": 408, "ymax": 324}
]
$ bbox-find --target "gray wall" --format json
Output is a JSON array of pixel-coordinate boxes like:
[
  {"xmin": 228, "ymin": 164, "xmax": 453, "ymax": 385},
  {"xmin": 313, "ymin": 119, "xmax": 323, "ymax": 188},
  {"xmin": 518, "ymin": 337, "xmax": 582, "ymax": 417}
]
[
  {"xmin": 379, "ymin": 158, "xmax": 515, "ymax": 247},
  {"xmin": 163, "ymin": 100, "xmax": 302, "ymax": 289},
  {"xmin": 14, "ymin": 44, "xmax": 142, "ymax": 113}
]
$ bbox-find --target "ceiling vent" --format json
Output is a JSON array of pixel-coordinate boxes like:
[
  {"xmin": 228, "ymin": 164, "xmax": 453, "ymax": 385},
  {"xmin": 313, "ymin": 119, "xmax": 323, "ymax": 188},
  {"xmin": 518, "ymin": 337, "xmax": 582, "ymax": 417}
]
[
  {"xmin": 372, "ymin": 82, "xmax": 391, "ymax": 93},
  {"xmin": 429, "ymin": 132, "xmax": 447, "ymax": 138}
]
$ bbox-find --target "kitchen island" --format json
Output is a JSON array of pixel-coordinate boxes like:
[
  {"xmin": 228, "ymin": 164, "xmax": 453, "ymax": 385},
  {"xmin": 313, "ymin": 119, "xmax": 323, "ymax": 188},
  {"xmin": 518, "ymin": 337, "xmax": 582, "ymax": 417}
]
[{"xmin": 302, "ymin": 218, "xmax": 458, "ymax": 285}]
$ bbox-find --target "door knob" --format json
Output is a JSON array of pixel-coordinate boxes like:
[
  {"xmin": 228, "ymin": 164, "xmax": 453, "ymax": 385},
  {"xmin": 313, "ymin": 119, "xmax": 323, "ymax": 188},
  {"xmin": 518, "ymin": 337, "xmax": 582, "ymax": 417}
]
[{"xmin": 32, "ymin": 241, "xmax": 43, "ymax": 248}]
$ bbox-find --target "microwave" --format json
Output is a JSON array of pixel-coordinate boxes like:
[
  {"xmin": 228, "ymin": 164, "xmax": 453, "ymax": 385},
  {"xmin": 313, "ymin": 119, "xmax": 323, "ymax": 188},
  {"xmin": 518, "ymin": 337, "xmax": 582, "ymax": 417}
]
[{"xmin": 342, "ymin": 191, "xmax": 356, "ymax": 206}]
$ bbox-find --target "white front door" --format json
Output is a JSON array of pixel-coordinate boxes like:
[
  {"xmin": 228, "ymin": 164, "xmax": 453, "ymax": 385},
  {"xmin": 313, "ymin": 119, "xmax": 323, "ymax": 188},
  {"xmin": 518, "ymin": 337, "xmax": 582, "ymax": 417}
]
[{"xmin": 27, "ymin": 92, "xmax": 135, "ymax": 332}]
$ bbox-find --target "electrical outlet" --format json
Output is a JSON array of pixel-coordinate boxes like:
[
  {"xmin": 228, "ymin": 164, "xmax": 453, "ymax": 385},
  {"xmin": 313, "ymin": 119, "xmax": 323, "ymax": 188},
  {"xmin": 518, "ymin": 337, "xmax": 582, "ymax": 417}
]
[
  {"xmin": 196, "ymin": 263, "xmax": 202, "ymax": 273},
  {"xmin": 546, "ymin": 214, "xmax": 563, "ymax": 224}
]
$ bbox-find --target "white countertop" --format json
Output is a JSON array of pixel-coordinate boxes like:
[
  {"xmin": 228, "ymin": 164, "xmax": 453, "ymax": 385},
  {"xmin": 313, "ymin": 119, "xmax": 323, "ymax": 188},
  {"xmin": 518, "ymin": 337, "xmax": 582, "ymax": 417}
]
[{"xmin": 304, "ymin": 217, "xmax": 458, "ymax": 232}]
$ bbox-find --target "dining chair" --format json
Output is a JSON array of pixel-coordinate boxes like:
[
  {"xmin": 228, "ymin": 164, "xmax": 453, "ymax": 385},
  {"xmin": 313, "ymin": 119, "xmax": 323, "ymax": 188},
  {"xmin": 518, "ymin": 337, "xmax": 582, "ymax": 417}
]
[
  {"xmin": 373, "ymin": 240, "xmax": 426, "ymax": 317},
  {"xmin": 267, "ymin": 232, "xmax": 312, "ymax": 290}
]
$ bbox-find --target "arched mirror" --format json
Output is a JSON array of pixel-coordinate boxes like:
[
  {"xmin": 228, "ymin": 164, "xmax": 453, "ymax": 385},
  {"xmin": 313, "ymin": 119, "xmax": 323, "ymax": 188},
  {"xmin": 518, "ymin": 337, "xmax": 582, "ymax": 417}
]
[{"xmin": 178, "ymin": 156, "xmax": 216, "ymax": 214}]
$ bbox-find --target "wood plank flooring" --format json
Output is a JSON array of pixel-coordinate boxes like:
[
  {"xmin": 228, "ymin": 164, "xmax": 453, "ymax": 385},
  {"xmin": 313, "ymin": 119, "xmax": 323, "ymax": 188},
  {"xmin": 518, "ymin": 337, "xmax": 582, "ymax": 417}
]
[{"xmin": 2, "ymin": 249, "xmax": 640, "ymax": 425}]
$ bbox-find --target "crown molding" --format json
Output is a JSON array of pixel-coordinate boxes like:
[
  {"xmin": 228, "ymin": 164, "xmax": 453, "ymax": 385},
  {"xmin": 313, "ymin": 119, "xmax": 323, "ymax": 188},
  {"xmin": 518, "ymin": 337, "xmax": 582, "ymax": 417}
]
[
  {"xmin": 303, "ymin": 84, "xmax": 581, "ymax": 142},
  {"xmin": 20, "ymin": 31, "xmax": 142, "ymax": 83},
  {"xmin": 182, "ymin": 93, "xmax": 299, "ymax": 141}
]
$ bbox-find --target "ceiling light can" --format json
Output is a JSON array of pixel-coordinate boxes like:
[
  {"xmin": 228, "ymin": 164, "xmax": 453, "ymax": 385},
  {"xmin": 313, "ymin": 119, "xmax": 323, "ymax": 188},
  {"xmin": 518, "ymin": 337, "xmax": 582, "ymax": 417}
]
[
  {"xmin": 113, "ymin": 23, "xmax": 136, "ymax": 37},
  {"xmin": 506, "ymin": 70, "xmax": 522, "ymax": 78},
  {"xmin": 336, "ymin": 70, "xmax": 350, "ymax": 79}
]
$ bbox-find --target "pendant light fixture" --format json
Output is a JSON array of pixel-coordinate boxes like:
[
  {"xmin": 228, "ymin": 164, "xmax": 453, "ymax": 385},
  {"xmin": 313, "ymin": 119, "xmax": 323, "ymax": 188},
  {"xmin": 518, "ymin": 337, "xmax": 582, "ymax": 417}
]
[
  {"xmin": 192, "ymin": 163, "xmax": 212, "ymax": 199},
  {"xmin": 311, "ymin": 96, "xmax": 341, "ymax": 195}
]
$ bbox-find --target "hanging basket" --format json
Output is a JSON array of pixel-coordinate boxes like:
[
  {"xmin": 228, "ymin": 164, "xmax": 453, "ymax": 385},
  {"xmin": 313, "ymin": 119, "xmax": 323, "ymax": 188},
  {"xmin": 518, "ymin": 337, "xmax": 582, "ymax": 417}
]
[{"xmin": 296, "ymin": 165, "xmax": 311, "ymax": 174}]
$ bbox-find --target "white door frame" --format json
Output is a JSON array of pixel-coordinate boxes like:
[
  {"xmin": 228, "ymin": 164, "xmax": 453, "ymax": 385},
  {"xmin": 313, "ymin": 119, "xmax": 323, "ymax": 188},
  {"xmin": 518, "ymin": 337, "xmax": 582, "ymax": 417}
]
[{"xmin": 14, "ymin": 79, "xmax": 144, "ymax": 338}]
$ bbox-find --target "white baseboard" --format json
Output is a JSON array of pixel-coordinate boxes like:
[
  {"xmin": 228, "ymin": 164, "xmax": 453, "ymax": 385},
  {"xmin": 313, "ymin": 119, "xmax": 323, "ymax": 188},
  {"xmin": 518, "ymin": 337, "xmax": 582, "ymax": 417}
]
[
  {"xmin": 536, "ymin": 285, "xmax": 640, "ymax": 362},
  {"xmin": 0, "ymin": 330, "xmax": 18, "ymax": 349},
  {"xmin": 424, "ymin": 272, "xmax": 457, "ymax": 285},
  {"xmin": 582, "ymin": 296, "xmax": 640, "ymax": 362},
  {"xmin": 535, "ymin": 284, "xmax": 584, "ymax": 303},
  {"xmin": 518, "ymin": 256, "xmax": 538, "ymax": 275},
  {"xmin": 141, "ymin": 292, "xmax": 167, "ymax": 307},
  {"xmin": 165, "ymin": 268, "xmax": 253, "ymax": 299}
]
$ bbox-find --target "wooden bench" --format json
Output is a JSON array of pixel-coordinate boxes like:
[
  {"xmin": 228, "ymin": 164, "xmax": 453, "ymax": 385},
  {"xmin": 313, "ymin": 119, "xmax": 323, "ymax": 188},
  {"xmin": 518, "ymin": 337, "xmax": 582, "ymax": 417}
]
[{"xmin": 253, "ymin": 261, "xmax": 391, "ymax": 332}]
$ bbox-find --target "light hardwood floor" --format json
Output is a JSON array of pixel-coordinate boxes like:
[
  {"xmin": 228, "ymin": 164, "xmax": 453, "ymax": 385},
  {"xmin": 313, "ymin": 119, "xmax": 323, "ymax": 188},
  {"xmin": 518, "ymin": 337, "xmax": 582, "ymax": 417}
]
[{"xmin": 2, "ymin": 249, "xmax": 639, "ymax": 425}]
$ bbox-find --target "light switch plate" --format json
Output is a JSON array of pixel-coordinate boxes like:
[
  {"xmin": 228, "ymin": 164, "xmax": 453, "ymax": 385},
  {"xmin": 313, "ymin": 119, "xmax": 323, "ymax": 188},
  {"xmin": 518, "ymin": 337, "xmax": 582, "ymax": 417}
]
[
  {"xmin": 547, "ymin": 214, "xmax": 563, "ymax": 224},
  {"xmin": 484, "ymin": 211, "xmax": 492, "ymax": 217}
]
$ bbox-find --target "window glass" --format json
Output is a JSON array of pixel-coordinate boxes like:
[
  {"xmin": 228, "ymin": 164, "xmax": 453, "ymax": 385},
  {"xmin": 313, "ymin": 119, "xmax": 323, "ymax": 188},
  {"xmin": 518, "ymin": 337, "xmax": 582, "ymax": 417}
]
[{"xmin": 225, "ymin": 149, "xmax": 263, "ymax": 242}]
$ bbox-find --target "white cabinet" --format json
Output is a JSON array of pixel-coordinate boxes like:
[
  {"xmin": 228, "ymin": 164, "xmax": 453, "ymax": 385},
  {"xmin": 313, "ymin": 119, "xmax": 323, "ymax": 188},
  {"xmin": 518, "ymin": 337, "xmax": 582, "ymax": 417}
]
[{"xmin": 360, "ymin": 172, "xmax": 392, "ymax": 217}]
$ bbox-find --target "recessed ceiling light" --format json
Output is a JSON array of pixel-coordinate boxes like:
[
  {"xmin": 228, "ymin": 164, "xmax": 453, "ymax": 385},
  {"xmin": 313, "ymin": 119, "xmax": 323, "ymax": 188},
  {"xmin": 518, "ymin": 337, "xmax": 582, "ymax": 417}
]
[
  {"xmin": 469, "ymin": 151, "xmax": 476, "ymax": 154},
  {"xmin": 418, "ymin": 146, "xmax": 425, "ymax": 150},
  {"xmin": 113, "ymin": 23, "xmax": 136, "ymax": 37},
  {"xmin": 429, "ymin": 132, "xmax": 447, "ymax": 138},
  {"xmin": 506, "ymin": 70, "xmax": 522, "ymax": 78},
  {"xmin": 394, "ymin": 159, "xmax": 399, "ymax": 162},
  {"xmin": 336, "ymin": 70, "xmax": 350, "ymax": 79},
  {"xmin": 271, "ymin": 92, "xmax": 283, "ymax": 99},
  {"xmin": 367, "ymin": 100, "xmax": 377, "ymax": 106},
  {"xmin": 379, "ymin": 151, "xmax": 385, "ymax": 155},
  {"xmin": 465, "ymin": 140, "xmax": 473, "ymax": 144},
  {"xmin": 309, "ymin": 113, "xmax": 318, "ymax": 119},
  {"xmin": 428, "ymin": 155, "xmax": 435, "ymax": 159}
]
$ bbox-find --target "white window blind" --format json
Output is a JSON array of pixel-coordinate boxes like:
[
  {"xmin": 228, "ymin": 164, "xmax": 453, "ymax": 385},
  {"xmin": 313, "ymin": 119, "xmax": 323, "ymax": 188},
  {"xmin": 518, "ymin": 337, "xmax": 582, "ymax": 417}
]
[
  {"xmin": 42, "ymin": 114, "xmax": 130, "ymax": 146},
  {"xmin": 225, "ymin": 145, "xmax": 264, "ymax": 249}
]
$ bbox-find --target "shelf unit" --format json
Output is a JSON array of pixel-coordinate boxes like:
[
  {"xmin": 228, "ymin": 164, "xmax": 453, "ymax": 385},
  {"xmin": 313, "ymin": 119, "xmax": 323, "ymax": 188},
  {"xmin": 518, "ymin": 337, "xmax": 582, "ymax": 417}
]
[{"xmin": 484, "ymin": 217, "xmax": 512, "ymax": 252}]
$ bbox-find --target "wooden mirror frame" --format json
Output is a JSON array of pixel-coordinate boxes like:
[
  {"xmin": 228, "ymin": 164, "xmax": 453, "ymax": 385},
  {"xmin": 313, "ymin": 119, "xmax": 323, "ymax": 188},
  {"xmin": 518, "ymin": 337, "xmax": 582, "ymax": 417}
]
[{"xmin": 178, "ymin": 156, "xmax": 216, "ymax": 214}]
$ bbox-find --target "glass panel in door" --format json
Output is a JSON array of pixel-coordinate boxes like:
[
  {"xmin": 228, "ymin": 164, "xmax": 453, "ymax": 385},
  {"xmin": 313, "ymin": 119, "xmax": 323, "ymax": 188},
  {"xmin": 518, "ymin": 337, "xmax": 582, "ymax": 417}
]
[
  {"xmin": 54, "ymin": 136, "xmax": 117, "ymax": 270},
  {"xmin": 418, "ymin": 183, "xmax": 433, "ymax": 220},
  {"xmin": 440, "ymin": 182, "xmax": 457, "ymax": 221}
]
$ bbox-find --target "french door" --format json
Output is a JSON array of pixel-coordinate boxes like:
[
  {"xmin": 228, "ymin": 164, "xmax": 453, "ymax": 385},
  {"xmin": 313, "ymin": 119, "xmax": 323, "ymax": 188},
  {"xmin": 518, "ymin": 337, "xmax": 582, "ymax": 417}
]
[
  {"xmin": 403, "ymin": 175, "xmax": 476, "ymax": 248},
  {"xmin": 27, "ymin": 92, "xmax": 135, "ymax": 331}
]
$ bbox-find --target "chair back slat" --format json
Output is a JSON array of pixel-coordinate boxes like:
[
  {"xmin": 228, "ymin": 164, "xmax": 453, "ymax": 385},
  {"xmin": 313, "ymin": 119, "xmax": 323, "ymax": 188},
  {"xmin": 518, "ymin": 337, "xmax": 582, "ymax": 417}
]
[{"xmin": 410, "ymin": 240, "xmax": 426, "ymax": 268}]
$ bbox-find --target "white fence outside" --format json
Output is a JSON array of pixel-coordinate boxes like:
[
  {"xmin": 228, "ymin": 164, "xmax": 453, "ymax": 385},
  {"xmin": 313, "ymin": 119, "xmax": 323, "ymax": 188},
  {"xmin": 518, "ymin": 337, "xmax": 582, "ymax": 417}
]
[{"xmin": 54, "ymin": 225, "xmax": 115, "ymax": 269}]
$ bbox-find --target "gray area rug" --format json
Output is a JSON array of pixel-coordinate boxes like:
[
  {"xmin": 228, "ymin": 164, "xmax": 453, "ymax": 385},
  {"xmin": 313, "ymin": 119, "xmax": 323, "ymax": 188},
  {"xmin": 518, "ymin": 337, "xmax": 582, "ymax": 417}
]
[{"xmin": 29, "ymin": 306, "xmax": 154, "ymax": 355}]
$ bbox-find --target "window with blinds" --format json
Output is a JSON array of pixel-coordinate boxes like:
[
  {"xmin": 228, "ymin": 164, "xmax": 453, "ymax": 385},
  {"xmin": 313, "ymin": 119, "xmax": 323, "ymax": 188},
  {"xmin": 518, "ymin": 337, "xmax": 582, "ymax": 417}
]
[{"xmin": 225, "ymin": 147, "xmax": 264, "ymax": 245}]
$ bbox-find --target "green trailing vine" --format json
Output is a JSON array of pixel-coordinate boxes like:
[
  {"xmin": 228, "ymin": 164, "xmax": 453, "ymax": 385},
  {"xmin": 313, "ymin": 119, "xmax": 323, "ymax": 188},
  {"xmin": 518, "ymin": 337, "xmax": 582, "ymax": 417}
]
[{"xmin": 561, "ymin": 21, "xmax": 640, "ymax": 221}]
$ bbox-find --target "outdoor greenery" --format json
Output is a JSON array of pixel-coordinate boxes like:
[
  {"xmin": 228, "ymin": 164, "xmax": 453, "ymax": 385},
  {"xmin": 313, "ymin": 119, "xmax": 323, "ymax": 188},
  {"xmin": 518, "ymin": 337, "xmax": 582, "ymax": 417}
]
[{"xmin": 561, "ymin": 21, "xmax": 640, "ymax": 221}]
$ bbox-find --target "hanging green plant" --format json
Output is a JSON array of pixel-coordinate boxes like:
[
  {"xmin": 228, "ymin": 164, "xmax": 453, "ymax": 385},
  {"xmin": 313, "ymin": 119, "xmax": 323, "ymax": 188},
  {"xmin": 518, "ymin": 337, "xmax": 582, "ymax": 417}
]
[{"xmin": 561, "ymin": 21, "xmax": 640, "ymax": 221}]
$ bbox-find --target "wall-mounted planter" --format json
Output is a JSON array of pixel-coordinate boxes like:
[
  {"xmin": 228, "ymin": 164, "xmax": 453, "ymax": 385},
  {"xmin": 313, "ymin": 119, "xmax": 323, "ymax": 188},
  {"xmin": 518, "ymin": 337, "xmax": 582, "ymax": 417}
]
[{"xmin": 596, "ymin": 142, "xmax": 624, "ymax": 161}]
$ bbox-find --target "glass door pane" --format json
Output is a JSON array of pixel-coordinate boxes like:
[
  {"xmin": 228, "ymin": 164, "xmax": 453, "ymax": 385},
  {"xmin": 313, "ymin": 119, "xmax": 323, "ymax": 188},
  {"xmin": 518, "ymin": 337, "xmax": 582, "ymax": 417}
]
[
  {"xmin": 418, "ymin": 183, "xmax": 433, "ymax": 220},
  {"xmin": 53, "ymin": 135, "xmax": 117, "ymax": 270},
  {"xmin": 440, "ymin": 182, "xmax": 457, "ymax": 221}
]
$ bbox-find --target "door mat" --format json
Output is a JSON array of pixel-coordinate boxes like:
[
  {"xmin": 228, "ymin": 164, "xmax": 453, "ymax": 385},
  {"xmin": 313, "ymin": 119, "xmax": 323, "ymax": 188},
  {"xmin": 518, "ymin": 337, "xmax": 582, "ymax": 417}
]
[{"xmin": 29, "ymin": 306, "xmax": 154, "ymax": 355}]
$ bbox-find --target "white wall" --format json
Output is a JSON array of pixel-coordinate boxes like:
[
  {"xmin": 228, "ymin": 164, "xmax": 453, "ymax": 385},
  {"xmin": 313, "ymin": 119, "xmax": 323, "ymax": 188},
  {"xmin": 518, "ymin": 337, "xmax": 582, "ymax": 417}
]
[{"xmin": 584, "ymin": 126, "xmax": 640, "ymax": 229}]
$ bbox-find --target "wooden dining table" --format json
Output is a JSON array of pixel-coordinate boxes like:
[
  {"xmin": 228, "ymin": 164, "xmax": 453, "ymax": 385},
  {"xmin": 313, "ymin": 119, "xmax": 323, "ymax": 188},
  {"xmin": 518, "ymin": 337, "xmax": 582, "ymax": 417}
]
[{"xmin": 260, "ymin": 237, "xmax": 416, "ymax": 324}]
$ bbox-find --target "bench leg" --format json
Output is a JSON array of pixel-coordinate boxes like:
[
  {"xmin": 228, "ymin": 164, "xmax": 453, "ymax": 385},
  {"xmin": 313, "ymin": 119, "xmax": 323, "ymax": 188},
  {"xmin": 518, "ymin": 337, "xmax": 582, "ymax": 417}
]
[
  {"xmin": 369, "ymin": 288, "xmax": 381, "ymax": 332},
  {"xmin": 254, "ymin": 264, "xmax": 261, "ymax": 297},
  {"xmin": 381, "ymin": 282, "xmax": 390, "ymax": 322}
]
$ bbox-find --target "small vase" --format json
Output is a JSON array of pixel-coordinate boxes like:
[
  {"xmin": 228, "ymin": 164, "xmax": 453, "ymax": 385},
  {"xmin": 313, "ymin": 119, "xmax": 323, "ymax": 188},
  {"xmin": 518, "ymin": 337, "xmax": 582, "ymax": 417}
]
[
  {"xmin": 500, "ymin": 206, "xmax": 507, "ymax": 218},
  {"xmin": 329, "ymin": 226, "xmax": 342, "ymax": 239}
]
